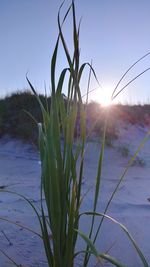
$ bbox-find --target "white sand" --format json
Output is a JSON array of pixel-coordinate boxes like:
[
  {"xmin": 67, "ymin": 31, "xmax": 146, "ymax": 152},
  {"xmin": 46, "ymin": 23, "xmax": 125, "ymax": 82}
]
[{"xmin": 0, "ymin": 125, "xmax": 150, "ymax": 267}]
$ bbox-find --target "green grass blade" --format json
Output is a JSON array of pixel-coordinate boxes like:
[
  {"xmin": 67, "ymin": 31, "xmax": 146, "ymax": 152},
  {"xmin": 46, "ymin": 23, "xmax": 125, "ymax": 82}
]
[
  {"xmin": 52, "ymin": 1, "xmax": 72, "ymax": 95},
  {"xmin": 83, "ymin": 115, "xmax": 107, "ymax": 266},
  {"xmin": 58, "ymin": 4, "xmax": 72, "ymax": 67},
  {"xmin": 56, "ymin": 68, "xmax": 69, "ymax": 96},
  {"xmin": 72, "ymin": 1, "xmax": 79, "ymax": 72},
  {"xmin": 93, "ymin": 131, "xmax": 150, "ymax": 246},
  {"xmin": 86, "ymin": 60, "xmax": 92, "ymax": 105},
  {"xmin": 81, "ymin": 212, "xmax": 149, "ymax": 267},
  {"xmin": 112, "ymin": 67, "xmax": 150, "ymax": 100},
  {"xmin": 0, "ymin": 190, "xmax": 43, "ymax": 227},
  {"xmin": 51, "ymin": 38, "xmax": 59, "ymax": 94},
  {"xmin": 0, "ymin": 248, "xmax": 24, "ymax": 267},
  {"xmin": 78, "ymin": 63, "xmax": 101, "ymax": 87},
  {"xmin": 77, "ymin": 229, "xmax": 127, "ymax": 267},
  {"xmin": 41, "ymin": 206, "xmax": 54, "ymax": 266},
  {"xmin": 26, "ymin": 77, "xmax": 45, "ymax": 112},
  {"xmin": 76, "ymin": 229, "xmax": 99, "ymax": 257},
  {"xmin": 0, "ymin": 217, "xmax": 42, "ymax": 238},
  {"xmin": 99, "ymin": 253, "xmax": 127, "ymax": 267},
  {"xmin": 112, "ymin": 52, "xmax": 150, "ymax": 99}
]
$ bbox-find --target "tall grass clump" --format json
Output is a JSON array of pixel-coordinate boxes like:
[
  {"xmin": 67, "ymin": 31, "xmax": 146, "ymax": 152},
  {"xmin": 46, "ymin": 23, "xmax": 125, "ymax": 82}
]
[
  {"xmin": 26, "ymin": 2, "xmax": 150, "ymax": 266},
  {"xmin": 1, "ymin": 1, "xmax": 150, "ymax": 267},
  {"xmin": 27, "ymin": 2, "xmax": 150, "ymax": 267}
]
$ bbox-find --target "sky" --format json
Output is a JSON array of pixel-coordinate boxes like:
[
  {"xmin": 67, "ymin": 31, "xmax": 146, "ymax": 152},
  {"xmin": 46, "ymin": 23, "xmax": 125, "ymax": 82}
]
[{"xmin": 0, "ymin": 0, "xmax": 150, "ymax": 105}]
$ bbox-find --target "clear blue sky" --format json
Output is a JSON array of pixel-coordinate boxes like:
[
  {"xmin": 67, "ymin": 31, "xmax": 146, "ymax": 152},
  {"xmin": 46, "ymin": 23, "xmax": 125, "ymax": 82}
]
[{"xmin": 0, "ymin": 0, "xmax": 150, "ymax": 104}]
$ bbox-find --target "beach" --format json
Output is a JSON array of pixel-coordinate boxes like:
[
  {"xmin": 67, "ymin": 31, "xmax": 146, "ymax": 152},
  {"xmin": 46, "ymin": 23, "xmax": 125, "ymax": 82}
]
[{"xmin": 0, "ymin": 123, "xmax": 150, "ymax": 267}]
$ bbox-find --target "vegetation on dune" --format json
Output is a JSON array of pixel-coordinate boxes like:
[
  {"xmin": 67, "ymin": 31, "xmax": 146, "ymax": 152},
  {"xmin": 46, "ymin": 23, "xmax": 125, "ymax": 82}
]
[
  {"xmin": 0, "ymin": 91, "xmax": 150, "ymax": 145},
  {"xmin": 0, "ymin": 91, "xmax": 50, "ymax": 143}
]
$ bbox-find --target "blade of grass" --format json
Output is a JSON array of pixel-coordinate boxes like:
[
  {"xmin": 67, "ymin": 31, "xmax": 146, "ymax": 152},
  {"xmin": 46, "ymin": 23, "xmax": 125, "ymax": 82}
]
[
  {"xmin": 0, "ymin": 248, "xmax": 25, "ymax": 267},
  {"xmin": 112, "ymin": 67, "xmax": 150, "ymax": 100},
  {"xmin": 0, "ymin": 217, "xmax": 42, "ymax": 238},
  {"xmin": 83, "ymin": 113, "xmax": 107, "ymax": 266},
  {"xmin": 79, "ymin": 212, "xmax": 149, "ymax": 267},
  {"xmin": 111, "ymin": 52, "xmax": 150, "ymax": 99},
  {"xmin": 77, "ymin": 229, "xmax": 127, "ymax": 267},
  {"xmin": 92, "ymin": 130, "xmax": 150, "ymax": 248}
]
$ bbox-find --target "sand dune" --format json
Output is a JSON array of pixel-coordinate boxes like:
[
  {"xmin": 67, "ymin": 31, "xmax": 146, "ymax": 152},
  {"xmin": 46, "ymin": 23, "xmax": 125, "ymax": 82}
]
[{"xmin": 0, "ymin": 124, "xmax": 150, "ymax": 266}]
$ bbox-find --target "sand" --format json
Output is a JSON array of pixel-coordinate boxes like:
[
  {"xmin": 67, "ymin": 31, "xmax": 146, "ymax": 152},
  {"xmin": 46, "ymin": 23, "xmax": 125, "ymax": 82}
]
[{"xmin": 0, "ymin": 124, "xmax": 150, "ymax": 267}]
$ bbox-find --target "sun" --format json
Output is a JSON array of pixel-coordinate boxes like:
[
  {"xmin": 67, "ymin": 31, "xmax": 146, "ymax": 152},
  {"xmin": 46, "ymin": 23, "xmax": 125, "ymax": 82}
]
[
  {"xmin": 92, "ymin": 87, "xmax": 112, "ymax": 107},
  {"xmin": 100, "ymin": 93, "xmax": 111, "ymax": 107}
]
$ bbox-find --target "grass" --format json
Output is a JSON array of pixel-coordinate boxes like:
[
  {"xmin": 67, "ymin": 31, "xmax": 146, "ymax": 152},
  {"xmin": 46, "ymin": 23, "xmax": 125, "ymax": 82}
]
[
  {"xmin": 118, "ymin": 145, "xmax": 145, "ymax": 166},
  {"xmin": 27, "ymin": 2, "xmax": 149, "ymax": 266},
  {"xmin": 0, "ymin": 1, "xmax": 150, "ymax": 267},
  {"xmin": 132, "ymin": 156, "xmax": 145, "ymax": 167}
]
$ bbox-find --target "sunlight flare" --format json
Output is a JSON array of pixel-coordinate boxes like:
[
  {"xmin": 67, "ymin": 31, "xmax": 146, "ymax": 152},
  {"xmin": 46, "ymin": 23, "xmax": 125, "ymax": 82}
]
[{"xmin": 93, "ymin": 86, "xmax": 112, "ymax": 107}]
